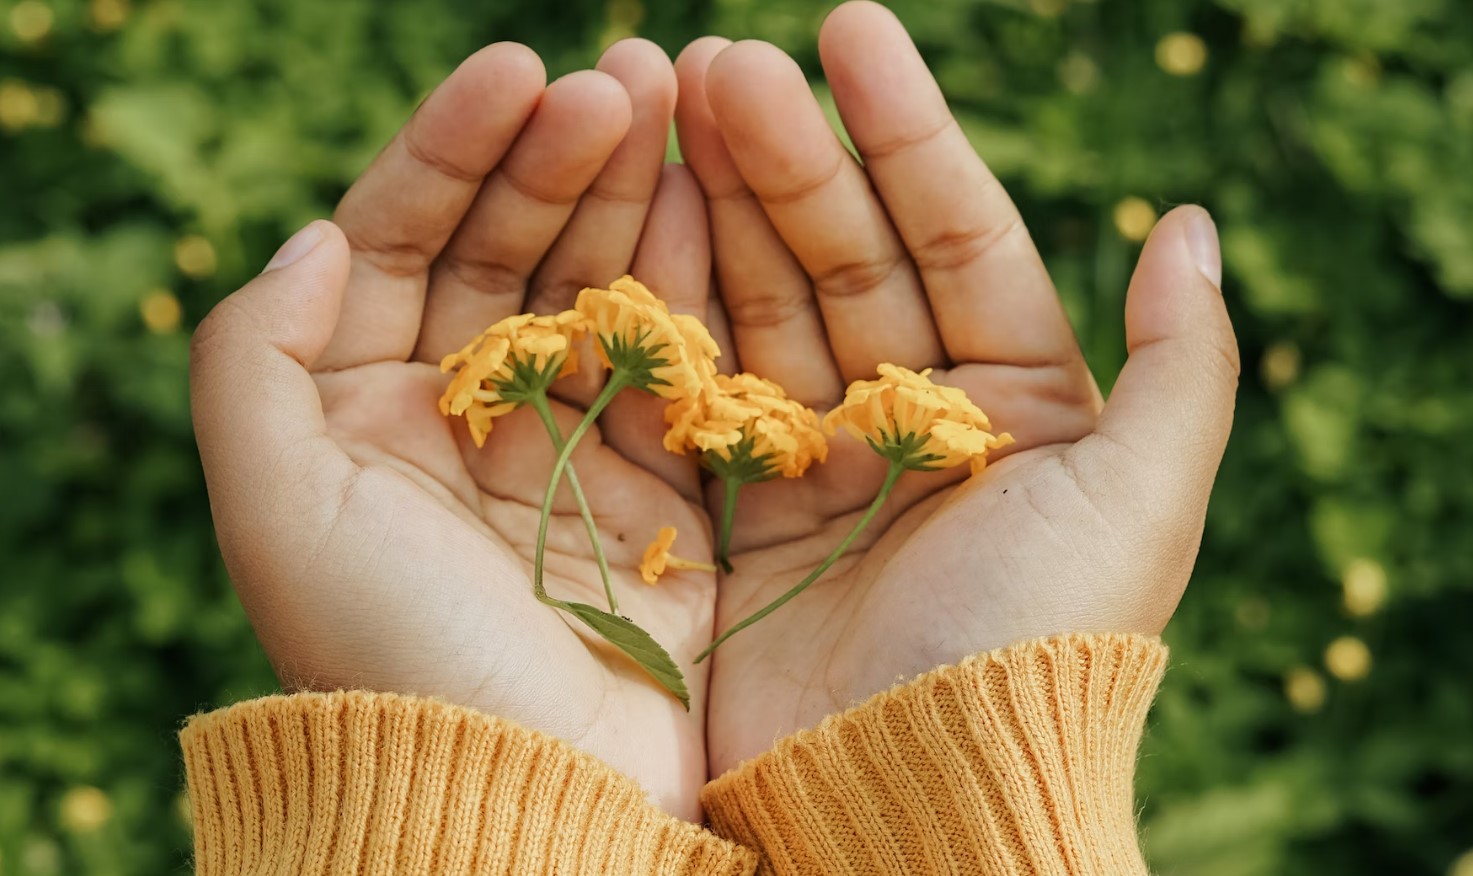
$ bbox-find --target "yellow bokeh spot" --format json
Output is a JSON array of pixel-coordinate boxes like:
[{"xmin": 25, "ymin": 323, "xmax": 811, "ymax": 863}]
[
  {"xmin": 1324, "ymin": 635, "xmax": 1372, "ymax": 681},
  {"xmin": 140, "ymin": 290, "xmax": 182, "ymax": 334},
  {"xmin": 174, "ymin": 235, "xmax": 217, "ymax": 278},
  {"xmin": 1156, "ymin": 32, "xmax": 1208, "ymax": 77},
  {"xmin": 1284, "ymin": 666, "xmax": 1326, "ymax": 713},
  {"xmin": 1342, "ymin": 558, "xmax": 1388, "ymax": 617},
  {"xmin": 0, "ymin": 80, "xmax": 39, "ymax": 131},
  {"xmin": 89, "ymin": 0, "xmax": 129, "ymax": 31},
  {"xmin": 59, "ymin": 786, "xmax": 113, "ymax": 834},
  {"xmin": 1112, "ymin": 197, "xmax": 1158, "ymax": 242},
  {"xmin": 1450, "ymin": 849, "xmax": 1473, "ymax": 876},
  {"xmin": 1058, "ymin": 53, "xmax": 1099, "ymax": 95},
  {"xmin": 1260, "ymin": 341, "xmax": 1301, "ymax": 390},
  {"xmin": 10, "ymin": 0, "xmax": 54, "ymax": 42},
  {"xmin": 1029, "ymin": 0, "xmax": 1068, "ymax": 17}
]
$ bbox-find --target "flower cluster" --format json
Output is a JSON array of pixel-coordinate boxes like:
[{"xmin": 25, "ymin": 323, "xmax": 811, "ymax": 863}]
[
  {"xmin": 438, "ymin": 275, "xmax": 1016, "ymax": 691},
  {"xmin": 574, "ymin": 276, "xmax": 718, "ymax": 400},
  {"xmin": 664, "ymin": 372, "xmax": 828, "ymax": 480},
  {"xmin": 823, "ymin": 364, "xmax": 1014, "ymax": 474},
  {"xmin": 438, "ymin": 311, "xmax": 585, "ymax": 447}
]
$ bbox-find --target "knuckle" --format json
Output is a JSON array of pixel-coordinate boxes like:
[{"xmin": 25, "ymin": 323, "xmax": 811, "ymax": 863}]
[
  {"xmin": 860, "ymin": 115, "xmax": 953, "ymax": 161},
  {"xmin": 402, "ymin": 127, "xmax": 486, "ymax": 184},
  {"xmin": 1215, "ymin": 332, "xmax": 1243, "ymax": 382},
  {"xmin": 724, "ymin": 290, "xmax": 813, "ymax": 329},
  {"xmin": 189, "ymin": 296, "xmax": 248, "ymax": 367},
  {"xmin": 341, "ymin": 227, "xmax": 438, "ymax": 278},
  {"xmin": 758, "ymin": 156, "xmax": 845, "ymax": 207},
  {"xmin": 502, "ymin": 167, "xmax": 583, "ymax": 207},
  {"xmin": 1194, "ymin": 335, "xmax": 1242, "ymax": 388},
  {"xmin": 812, "ymin": 253, "xmax": 905, "ymax": 300},
  {"xmin": 910, "ymin": 217, "xmax": 1023, "ymax": 274},
  {"xmin": 584, "ymin": 179, "xmax": 652, "ymax": 206},
  {"xmin": 439, "ymin": 256, "xmax": 524, "ymax": 300},
  {"xmin": 528, "ymin": 277, "xmax": 586, "ymax": 313}
]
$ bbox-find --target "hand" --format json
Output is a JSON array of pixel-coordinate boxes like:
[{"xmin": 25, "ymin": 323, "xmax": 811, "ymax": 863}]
[
  {"xmin": 674, "ymin": 2, "xmax": 1239, "ymax": 776},
  {"xmin": 190, "ymin": 40, "xmax": 720, "ymax": 819}
]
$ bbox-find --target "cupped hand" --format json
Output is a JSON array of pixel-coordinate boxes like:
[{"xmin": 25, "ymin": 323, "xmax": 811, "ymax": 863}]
[
  {"xmin": 674, "ymin": 2, "xmax": 1239, "ymax": 777},
  {"xmin": 190, "ymin": 40, "xmax": 720, "ymax": 819}
]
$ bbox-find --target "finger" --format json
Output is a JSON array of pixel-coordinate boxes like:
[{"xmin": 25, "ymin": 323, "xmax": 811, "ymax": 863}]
[
  {"xmin": 819, "ymin": 3, "xmax": 1087, "ymax": 374},
  {"xmin": 526, "ymin": 39, "xmax": 677, "ymax": 314},
  {"xmin": 674, "ymin": 37, "xmax": 843, "ymax": 407},
  {"xmin": 1078, "ymin": 206, "xmax": 1238, "ymax": 517},
  {"xmin": 190, "ymin": 221, "xmax": 359, "ymax": 584},
  {"xmin": 705, "ymin": 40, "xmax": 944, "ymax": 383},
  {"xmin": 628, "ymin": 168, "xmax": 711, "ymax": 318},
  {"xmin": 413, "ymin": 71, "xmax": 633, "ymax": 363},
  {"xmin": 706, "ymin": 294, "xmax": 739, "ymax": 377},
  {"xmin": 321, "ymin": 43, "xmax": 545, "ymax": 370},
  {"xmin": 598, "ymin": 165, "xmax": 712, "ymax": 501}
]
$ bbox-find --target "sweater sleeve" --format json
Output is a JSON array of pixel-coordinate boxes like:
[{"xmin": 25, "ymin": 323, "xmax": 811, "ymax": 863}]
[
  {"xmin": 179, "ymin": 690, "xmax": 755, "ymax": 875},
  {"xmin": 699, "ymin": 633, "xmax": 1167, "ymax": 875}
]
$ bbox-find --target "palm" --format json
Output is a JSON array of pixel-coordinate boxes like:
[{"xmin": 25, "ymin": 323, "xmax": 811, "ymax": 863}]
[
  {"xmin": 707, "ymin": 366, "xmax": 1117, "ymax": 772},
  {"xmin": 675, "ymin": 5, "xmax": 1234, "ymax": 776},
  {"xmin": 310, "ymin": 359, "xmax": 713, "ymax": 813}
]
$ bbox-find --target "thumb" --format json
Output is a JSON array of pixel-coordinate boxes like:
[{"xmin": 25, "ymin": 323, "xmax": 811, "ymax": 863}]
[
  {"xmin": 190, "ymin": 220, "xmax": 357, "ymax": 562},
  {"xmin": 1080, "ymin": 204, "xmax": 1239, "ymax": 513}
]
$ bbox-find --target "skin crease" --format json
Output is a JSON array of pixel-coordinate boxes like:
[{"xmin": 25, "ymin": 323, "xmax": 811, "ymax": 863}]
[{"xmin": 191, "ymin": 0, "xmax": 1238, "ymax": 825}]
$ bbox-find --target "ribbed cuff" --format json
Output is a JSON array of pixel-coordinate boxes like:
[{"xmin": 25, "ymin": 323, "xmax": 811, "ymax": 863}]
[
  {"xmin": 700, "ymin": 633, "xmax": 1167, "ymax": 876},
  {"xmin": 181, "ymin": 691, "xmax": 756, "ymax": 875}
]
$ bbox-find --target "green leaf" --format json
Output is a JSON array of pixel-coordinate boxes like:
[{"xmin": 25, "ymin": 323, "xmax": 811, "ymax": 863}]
[{"xmin": 553, "ymin": 600, "xmax": 690, "ymax": 710}]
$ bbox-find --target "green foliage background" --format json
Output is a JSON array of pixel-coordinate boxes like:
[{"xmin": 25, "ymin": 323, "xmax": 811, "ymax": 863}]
[{"xmin": 2, "ymin": 0, "xmax": 1471, "ymax": 872}]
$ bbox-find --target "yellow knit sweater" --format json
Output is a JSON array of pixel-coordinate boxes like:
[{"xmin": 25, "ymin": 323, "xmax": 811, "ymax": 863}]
[{"xmin": 180, "ymin": 633, "xmax": 1166, "ymax": 874}]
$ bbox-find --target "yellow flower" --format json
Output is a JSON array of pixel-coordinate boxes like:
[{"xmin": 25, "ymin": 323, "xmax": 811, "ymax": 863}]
[
  {"xmin": 674, "ymin": 311, "xmax": 721, "ymax": 385},
  {"xmin": 575, "ymin": 276, "xmax": 718, "ymax": 400},
  {"xmin": 664, "ymin": 372, "xmax": 828, "ymax": 479},
  {"xmin": 639, "ymin": 526, "xmax": 716, "ymax": 584},
  {"xmin": 823, "ymin": 364, "xmax": 1013, "ymax": 474},
  {"xmin": 438, "ymin": 311, "xmax": 586, "ymax": 447}
]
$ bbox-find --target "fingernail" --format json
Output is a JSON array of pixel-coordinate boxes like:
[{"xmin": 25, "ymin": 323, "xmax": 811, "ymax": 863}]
[
  {"xmin": 264, "ymin": 222, "xmax": 324, "ymax": 272},
  {"xmin": 1185, "ymin": 208, "xmax": 1222, "ymax": 289}
]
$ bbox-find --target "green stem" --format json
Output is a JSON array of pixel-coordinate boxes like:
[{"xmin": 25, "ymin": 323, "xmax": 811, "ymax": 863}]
[
  {"xmin": 695, "ymin": 459, "xmax": 905, "ymax": 663},
  {"xmin": 528, "ymin": 393, "xmax": 617, "ymax": 613},
  {"xmin": 534, "ymin": 373, "xmax": 629, "ymax": 604},
  {"xmin": 716, "ymin": 477, "xmax": 741, "ymax": 574}
]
